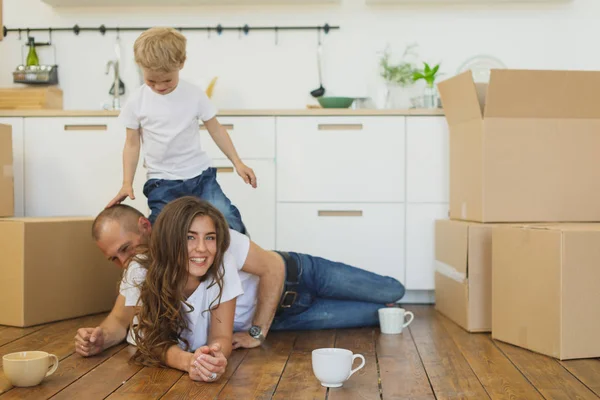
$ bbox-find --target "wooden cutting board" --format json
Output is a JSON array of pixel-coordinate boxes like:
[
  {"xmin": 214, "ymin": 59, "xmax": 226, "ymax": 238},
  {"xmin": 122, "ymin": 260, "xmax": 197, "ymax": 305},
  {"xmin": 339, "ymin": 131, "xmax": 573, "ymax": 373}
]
[{"xmin": 0, "ymin": 86, "xmax": 64, "ymax": 110}]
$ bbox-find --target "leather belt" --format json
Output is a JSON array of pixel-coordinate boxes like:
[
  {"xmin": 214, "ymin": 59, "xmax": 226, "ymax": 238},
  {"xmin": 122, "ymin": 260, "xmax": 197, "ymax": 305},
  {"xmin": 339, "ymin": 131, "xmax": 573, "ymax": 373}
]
[{"xmin": 276, "ymin": 251, "xmax": 300, "ymax": 314}]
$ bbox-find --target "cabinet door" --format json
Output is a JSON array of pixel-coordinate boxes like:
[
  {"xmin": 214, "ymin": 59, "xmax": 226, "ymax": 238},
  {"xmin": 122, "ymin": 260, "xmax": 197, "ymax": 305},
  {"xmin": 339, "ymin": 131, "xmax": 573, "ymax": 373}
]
[
  {"xmin": 0, "ymin": 118, "xmax": 24, "ymax": 217},
  {"xmin": 24, "ymin": 118, "xmax": 147, "ymax": 217},
  {"xmin": 212, "ymin": 159, "xmax": 275, "ymax": 250},
  {"xmin": 277, "ymin": 203, "xmax": 405, "ymax": 283},
  {"xmin": 405, "ymin": 203, "xmax": 449, "ymax": 290},
  {"xmin": 406, "ymin": 117, "xmax": 449, "ymax": 203},
  {"xmin": 277, "ymin": 117, "xmax": 405, "ymax": 202},
  {"xmin": 200, "ymin": 117, "xmax": 275, "ymax": 159}
]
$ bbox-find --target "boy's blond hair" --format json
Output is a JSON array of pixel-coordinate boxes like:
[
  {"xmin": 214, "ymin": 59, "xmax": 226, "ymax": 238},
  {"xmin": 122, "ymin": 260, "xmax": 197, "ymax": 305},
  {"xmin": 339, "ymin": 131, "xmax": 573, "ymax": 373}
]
[{"xmin": 134, "ymin": 27, "xmax": 187, "ymax": 72}]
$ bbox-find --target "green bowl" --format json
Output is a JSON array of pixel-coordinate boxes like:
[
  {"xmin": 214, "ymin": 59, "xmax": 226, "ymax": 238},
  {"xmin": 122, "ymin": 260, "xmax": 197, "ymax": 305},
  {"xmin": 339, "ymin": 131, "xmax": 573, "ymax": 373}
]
[{"xmin": 317, "ymin": 96, "xmax": 355, "ymax": 109}]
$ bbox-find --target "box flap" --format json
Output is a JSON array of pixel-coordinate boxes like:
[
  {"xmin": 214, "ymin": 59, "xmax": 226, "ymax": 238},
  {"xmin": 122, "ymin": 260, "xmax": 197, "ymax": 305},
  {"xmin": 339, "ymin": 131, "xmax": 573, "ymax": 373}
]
[
  {"xmin": 485, "ymin": 69, "xmax": 600, "ymax": 119},
  {"xmin": 438, "ymin": 71, "xmax": 484, "ymax": 125},
  {"xmin": 435, "ymin": 219, "xmax": 468, "ymax": 275},
  {"xmin": 466, "ymin": 225, "xmax": 493, "ymax": 332},
  {"xmin": 435, "ymin": 272, "xmax": 469, "ymax": 331}
]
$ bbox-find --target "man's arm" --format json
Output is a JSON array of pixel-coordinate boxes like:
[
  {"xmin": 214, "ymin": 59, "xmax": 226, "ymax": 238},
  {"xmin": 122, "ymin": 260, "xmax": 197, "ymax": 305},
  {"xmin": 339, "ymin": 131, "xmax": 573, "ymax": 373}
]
[
  {"xmin": 75, "ymin": 294, "xmax": 135, "ymax": 356},
  {"xmin": 235, "ymin": 241, "xmax": 285, "ymax": 347}
]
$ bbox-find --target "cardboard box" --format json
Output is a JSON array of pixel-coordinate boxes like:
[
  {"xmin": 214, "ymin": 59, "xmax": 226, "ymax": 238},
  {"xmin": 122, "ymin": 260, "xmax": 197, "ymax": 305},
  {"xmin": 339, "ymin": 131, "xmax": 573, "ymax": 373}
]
[
  {"xmin": 0, "ymin": 124, "xmax": 14, "ymax": 217},
  {"xmin": 492, "ymin": 224, "xmax": 600, "ymax": 360},
  {"xmin": 0, "ymin": 217, "xmax": 122, "ymax": 327},
  {"xmin": 434, "ymin": 219, "xmax": 493, "ymax": 332},
  {"xmin": 438, "ymin": 69, "xmax": 600, "ymax": 223}
]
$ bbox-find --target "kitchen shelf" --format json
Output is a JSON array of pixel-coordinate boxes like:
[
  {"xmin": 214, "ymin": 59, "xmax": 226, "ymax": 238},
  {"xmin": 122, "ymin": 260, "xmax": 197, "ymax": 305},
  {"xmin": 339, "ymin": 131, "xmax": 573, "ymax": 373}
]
[{"xmin": 42, "ymin": 0, "xmax": 340, "ymax": 6}]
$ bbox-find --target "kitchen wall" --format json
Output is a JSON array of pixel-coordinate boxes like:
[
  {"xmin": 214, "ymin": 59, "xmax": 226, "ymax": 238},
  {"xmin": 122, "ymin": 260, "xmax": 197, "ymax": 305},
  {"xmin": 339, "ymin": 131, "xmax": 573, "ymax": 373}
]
[{"xmin": 0, "ymin": 0, "xmax": 597, "ymax": 110}]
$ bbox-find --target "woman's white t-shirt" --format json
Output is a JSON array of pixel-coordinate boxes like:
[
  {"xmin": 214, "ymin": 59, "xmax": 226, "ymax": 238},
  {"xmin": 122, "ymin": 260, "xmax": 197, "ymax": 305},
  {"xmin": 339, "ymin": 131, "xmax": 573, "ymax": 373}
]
[{"xmin": 119, "ymin": 229, "xmax": 259, "ymax": 350}]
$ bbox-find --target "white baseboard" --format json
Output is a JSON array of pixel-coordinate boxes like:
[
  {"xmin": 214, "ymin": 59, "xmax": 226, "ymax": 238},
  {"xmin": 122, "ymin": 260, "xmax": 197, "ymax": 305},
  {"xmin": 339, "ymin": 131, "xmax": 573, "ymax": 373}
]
[{"xmin": 399, "ymin": 290, "xmax": 435, "ymax": 304}]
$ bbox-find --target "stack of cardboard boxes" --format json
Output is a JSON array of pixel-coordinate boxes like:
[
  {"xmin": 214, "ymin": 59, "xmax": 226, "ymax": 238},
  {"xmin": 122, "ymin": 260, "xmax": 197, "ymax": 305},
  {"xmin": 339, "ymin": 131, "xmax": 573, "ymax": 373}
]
[
  {"xmin": 0, "ymin": 124, "xmax": 121, "ymax": 327},
  {"xmin": 434, "ymin": 69, "xmax": 600, "ymax": 360}
]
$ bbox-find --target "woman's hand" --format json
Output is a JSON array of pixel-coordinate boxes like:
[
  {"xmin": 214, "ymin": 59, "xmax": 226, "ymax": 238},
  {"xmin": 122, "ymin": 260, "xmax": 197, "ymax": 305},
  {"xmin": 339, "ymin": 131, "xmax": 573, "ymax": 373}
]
[{"xmin": 188, "ymin": 343, "xmax": 228, "ymax": 382}]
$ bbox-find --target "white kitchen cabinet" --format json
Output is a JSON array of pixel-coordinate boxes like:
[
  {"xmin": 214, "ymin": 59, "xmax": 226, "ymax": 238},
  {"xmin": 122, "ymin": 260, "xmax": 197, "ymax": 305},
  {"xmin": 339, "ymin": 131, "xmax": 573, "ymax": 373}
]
[
  {"xmin": 405, "ymin": 203, "xmax": 449, "ymax": 290},
  {"xmin": 277, "ymin": 116, "xmax": 405, "ymax": 203},
  {"xmin": 276, "ymin": 203, "xmax": 405, "ymax": 283},
  {"xmin": 23, "ymin": 118, "xmax": 147, "ymax": 217},
  {"xmin": 406, "ymin": 116, "xmax": 449, "ymax": 203},
  {"xmin": 200, "ymin": 117, "xmax": 276, "ymax": 160},
  {"xmin": 0, "ymin": 118, "xmax": 24, "ymax": 217},
  {"xmin": 212, "ymin": 159, "xmax": 275, "ymax": 250}
]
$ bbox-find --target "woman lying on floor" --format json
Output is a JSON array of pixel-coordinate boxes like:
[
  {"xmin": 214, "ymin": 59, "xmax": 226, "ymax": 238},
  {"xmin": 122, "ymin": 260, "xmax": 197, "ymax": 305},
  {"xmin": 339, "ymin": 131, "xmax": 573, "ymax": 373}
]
[{"xmin": 92, "ymin": 196, "xmax": 405, "ymax": 382}]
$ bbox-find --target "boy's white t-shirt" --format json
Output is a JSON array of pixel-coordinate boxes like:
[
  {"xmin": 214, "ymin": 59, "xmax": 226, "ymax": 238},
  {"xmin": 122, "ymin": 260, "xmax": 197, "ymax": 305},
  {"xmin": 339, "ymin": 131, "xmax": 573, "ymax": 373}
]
[
  {"xmin": 119, "ymin": 229, "xmax": 259, "ymax": 351},
  {"xmin": 118, "ymin": 80, "xmax": 218, "ymax": 181}
]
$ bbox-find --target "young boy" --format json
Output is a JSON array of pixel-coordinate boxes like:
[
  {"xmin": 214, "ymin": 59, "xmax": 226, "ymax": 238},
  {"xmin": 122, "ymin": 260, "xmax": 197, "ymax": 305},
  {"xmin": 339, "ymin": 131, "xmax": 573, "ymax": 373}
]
[{"xmin": 107, "ymin": 27, "xmax": 256, "ymax": 233}]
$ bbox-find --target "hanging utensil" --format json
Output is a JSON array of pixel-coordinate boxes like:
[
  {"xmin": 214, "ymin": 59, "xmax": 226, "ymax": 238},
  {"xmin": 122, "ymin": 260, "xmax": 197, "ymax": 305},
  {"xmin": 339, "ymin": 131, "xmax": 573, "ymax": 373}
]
[
  {"xmin": 310, "ymin": 35, "xmax": 325, "ymax": 98},
  {"xmin": 109, "ymin": 33, "xmax": 125, "ymax": 96}
]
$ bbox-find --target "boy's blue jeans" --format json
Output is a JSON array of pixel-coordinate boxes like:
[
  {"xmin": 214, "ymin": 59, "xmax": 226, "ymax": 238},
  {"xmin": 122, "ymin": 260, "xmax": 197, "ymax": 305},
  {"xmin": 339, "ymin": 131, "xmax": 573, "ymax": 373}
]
[
  {"xmin": 143, "ymin": 167, "xmax": 247, "ymax": 234},
  {"xmin": 270, "ymin": 252, "xmax": 405, "ymax": 330}
]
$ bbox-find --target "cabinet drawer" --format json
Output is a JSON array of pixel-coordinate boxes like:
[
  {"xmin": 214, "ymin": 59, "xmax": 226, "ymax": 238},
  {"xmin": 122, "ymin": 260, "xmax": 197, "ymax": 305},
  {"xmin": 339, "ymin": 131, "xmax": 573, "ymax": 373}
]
[
  {"xmin": 24, "ymin": 117, "xmax": 148, "ymax": 216},
  {"xmin": 277, "ymin": 117, "xmax": 405, "ymax": 202},
  {"xmin": 407, "ymin": 117, "xmax": 449, "ymax": 203},
  {"xmin": 200, "ymin": 117, "xmax": 275, "ymax": 159},
  {"xmin": 212, "ymin": 159, "xmax": 275, "ymax": 250},
  {"xmin": 276, "ymin": 203, "xmax": 405, "ymax": 283}
]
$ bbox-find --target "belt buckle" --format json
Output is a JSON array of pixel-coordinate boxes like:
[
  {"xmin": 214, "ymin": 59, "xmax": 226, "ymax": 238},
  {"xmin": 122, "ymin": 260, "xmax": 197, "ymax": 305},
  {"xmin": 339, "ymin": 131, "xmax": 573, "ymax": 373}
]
[{"xmin": 280, "ymin": 290, "xmax": 297, "ymax": 308}]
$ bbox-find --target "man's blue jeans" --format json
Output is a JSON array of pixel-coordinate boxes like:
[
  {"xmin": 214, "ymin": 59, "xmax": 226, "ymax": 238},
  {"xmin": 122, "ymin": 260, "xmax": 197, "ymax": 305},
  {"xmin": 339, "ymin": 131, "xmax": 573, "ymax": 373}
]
[
  {"xmin": 270, "ymin": 252, "xmax": 405, "ymax": 330},
  {"xmin": 143, "ymin": 167, "xmax": 247, "ymax": 235}
]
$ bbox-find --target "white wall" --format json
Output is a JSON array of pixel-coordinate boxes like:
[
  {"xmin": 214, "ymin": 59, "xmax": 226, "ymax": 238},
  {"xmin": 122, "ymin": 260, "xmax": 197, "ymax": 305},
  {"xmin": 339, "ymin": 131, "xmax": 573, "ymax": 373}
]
[{"xmin": 0, "ymin": 0, "xmax": 597, "ymax": 110}]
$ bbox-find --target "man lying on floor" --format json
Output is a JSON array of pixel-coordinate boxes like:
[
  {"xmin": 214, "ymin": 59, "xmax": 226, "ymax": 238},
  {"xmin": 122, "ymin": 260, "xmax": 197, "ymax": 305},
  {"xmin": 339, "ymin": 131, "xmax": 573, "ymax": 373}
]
[{"xmin": 74, "ymin": 198, "xmax": 404, "ymax": 382}]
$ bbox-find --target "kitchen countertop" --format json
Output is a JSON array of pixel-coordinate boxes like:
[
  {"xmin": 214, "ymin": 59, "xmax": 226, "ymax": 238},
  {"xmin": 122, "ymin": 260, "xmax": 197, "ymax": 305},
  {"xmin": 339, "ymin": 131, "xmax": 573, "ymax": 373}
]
[{"xmin": 0, "ymin": 108, "xmax": 444, "ymax": 117}]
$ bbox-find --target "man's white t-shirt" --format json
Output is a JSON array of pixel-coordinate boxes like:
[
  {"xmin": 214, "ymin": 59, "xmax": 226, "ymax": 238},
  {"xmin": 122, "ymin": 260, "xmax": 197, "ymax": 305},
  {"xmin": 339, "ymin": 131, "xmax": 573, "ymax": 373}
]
[
  {"xmin": 118, "ymin": 80, "xmax": 218, "ymax": 181},
  {"xmin": 119, "ymin": 230, "xmax": 259, "ymax": 351}
]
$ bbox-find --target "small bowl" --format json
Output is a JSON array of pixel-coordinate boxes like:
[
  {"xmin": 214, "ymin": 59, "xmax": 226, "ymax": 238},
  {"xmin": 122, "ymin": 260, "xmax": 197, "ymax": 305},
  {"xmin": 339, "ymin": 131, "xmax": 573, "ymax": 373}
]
[{"xmin": 317, "ymin": 97, "xmax": 355, "ymax": 109}]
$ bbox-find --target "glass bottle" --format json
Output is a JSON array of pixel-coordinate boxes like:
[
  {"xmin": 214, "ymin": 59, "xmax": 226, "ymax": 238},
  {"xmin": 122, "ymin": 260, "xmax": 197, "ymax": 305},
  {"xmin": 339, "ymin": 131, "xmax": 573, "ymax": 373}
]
[{"xmin": 26, "ymin": 37, "xmax": 39, "ymax": 66}]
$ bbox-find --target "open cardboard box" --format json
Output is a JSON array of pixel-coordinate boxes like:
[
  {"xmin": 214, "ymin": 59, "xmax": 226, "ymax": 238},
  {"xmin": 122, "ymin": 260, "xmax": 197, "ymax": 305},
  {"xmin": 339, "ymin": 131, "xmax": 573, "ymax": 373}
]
[{"xmin": 438, "ymin": 69, "xmax": 600, "ymax": 223}]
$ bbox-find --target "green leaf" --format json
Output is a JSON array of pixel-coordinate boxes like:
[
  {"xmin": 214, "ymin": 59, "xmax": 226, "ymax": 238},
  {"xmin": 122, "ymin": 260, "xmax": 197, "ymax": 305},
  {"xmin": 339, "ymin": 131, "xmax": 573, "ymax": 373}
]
[
  {"xmin": 424, "ymin": 62, "xmax": 431, "ymax": 74},
  {"xmin": 432, "ymin": 64, "xmax": 440, "ymax": 75},
  {"xmin": 413, "ymin": 72, "xmax": 425, "ymax": 81}
]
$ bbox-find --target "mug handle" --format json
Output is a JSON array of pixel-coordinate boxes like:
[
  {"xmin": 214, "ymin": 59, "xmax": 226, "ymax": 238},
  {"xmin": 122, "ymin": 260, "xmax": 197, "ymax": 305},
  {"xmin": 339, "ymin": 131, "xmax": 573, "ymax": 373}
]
[
  {"xmin": 348, "ymin": 354, "xmax": 366, "ymax": 378},
  {"xmin": 403, "ymin": 311, "xmax": 415, "ymax": 328},
  {"xmin": 46, "ymin": 354, "xmax": 59, "ymax": 377}
]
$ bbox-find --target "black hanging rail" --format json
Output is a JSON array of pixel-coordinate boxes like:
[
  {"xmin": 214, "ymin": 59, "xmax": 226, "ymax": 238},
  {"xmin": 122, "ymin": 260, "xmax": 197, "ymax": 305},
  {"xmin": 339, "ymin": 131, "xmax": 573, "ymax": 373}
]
[{"xmin": 3, "ymin": 23, "xmax": 338, "ymax": 38}]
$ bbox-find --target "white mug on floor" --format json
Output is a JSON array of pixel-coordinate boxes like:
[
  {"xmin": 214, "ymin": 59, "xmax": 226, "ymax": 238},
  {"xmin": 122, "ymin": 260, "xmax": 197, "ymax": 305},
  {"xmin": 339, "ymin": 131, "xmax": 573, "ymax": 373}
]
[
  {"xmin": 378, "ymin": 307, "xmax": 414, "ymax": 334},
  {"xmin": 312, "ymin": 348, "xmax": 366, "ymax": 388}
]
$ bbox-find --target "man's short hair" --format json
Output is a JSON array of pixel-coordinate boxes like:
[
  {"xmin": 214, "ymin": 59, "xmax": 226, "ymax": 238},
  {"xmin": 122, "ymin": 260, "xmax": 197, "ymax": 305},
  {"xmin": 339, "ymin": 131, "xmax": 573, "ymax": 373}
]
[{"xmin": 92, "ymin": 204, "xmax": 145, "ymax": 241}]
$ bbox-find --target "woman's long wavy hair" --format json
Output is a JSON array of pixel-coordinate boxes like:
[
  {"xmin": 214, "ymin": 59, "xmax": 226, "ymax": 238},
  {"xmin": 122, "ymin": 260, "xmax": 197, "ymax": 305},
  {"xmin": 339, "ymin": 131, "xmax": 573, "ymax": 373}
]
[{"xmin": 130, "ymin": 196, "xmax": 231, "ymax": 367}]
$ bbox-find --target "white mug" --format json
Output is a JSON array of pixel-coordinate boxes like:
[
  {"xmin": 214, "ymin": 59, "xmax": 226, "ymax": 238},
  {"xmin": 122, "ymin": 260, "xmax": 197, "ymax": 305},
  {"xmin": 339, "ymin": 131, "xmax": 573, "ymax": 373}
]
[
  {"xmin": 378, "ymin": 307, "xmax": 414, "ymax": 334},
  {"xmin": 3, "ymin": 351, "xmax": 59, "ymax": 387},
  {"xmin": 311, "ymin": 348, "xmax": 366, "ymax": 388}
]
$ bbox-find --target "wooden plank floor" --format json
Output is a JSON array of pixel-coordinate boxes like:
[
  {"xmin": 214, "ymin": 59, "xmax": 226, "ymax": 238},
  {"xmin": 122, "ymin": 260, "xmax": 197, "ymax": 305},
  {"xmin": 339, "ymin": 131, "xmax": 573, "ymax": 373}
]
[{"xmin": 0, "ymin": 305, "xmax": 599, "ymax": 399}]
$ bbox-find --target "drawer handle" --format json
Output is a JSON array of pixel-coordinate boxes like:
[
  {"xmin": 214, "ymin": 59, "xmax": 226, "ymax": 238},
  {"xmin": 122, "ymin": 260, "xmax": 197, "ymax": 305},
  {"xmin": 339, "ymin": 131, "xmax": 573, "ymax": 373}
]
[
  {"xmin": 200, "ymin": 124, "xmax": 234, "ymax": 131},
  {"xmin": 215, "ymin": 166, "xmax": 234, "ymax": 173},
  {"xmin": 64, "ymin": 124, "xmax": 107, "ymax": 131},
  {"xmin": 318, "ymin": 210, "xmax": 363, "ymax": 217},
  {"xmin": 318, "ymin": 124, "xmax": 363, "ymax": 131}
]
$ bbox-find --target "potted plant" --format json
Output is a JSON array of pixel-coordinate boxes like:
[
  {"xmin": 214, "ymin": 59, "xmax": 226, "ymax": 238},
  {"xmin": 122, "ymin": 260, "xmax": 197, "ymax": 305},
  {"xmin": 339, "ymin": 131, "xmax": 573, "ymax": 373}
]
[
  {"xmin": 412, "ymin": 62, "xmax": 441, "ymax": 108},
  {"xmin": 379, "ymin": 44, "xmax": 419, "ymax": 108}
]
